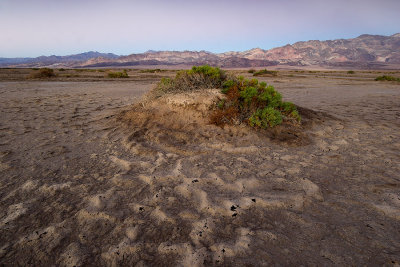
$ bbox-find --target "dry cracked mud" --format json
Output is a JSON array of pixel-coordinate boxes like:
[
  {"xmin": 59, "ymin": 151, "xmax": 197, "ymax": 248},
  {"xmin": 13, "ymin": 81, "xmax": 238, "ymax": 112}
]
[{"xmin": 0, "ymin": 72, "xmax": 400, "ymax": 266}]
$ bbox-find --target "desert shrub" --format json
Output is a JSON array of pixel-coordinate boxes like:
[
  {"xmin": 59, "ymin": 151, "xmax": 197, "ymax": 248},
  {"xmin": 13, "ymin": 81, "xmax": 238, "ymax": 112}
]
[
  {"xmin": 151, "ymin": 65, "xmax": 299, "ymax": 129},
  {"xmin": 248, "ymin": 69, "xmax": 256, "ymax": 73},
  {"xmin": 140, "ymin": 68, "xmax": 165, "ymax": 73},
  {"xmin": 375, "ymin": 75, "xmax": 400, "ymax": 82},
  {"xmin": 156, "ymin": 77, "xmax": 174, "ymax": 92},
  {"xmin": 249, "ymin": 107, "xmax": 282, "ymax": 128},
  {"xmin": 154, "ymin": 65, "xmax": 227, "ymax": 93},
  {"xmin": 210, "ymin": 77, "xmax": 300, "ymax": 128},
  {"xmin": 347, "ymin": 70, "xmax": 355, "ymax": 74},
  {"xmin": 108, "ymin": 70, "xmax": 129, "ymax": 78},
  {"xmin": 59, "ymin": 68, "xmax": 66, "ymax": 71},
  {"xmin": 253, "ymin": 69, "xmax": 278, "ymax": 77},
  {"xmin": 29, "ymin": 68, "xmax": 56, "ymax": 79}
]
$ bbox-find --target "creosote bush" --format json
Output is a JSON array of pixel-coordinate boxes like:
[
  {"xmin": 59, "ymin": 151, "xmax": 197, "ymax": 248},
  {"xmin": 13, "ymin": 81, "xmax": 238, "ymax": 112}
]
[
  {"xmin": 210, "ymin": 76, "xmax": 300, "ymax": 128},
  {"xmin": 152, "ymin": 65, "xmax": 300, "ymax": 128},
  {"xmin": 155, "ymin": 65, "xmax": 227, "ymax": 93},
  {"xmin": 140, "ymin": 68, "xmax": 166, "ymax": 73},
  {"xmin": 108, "ymin": 70, "xmax": 129, "ymax": 78},
  {"xmin": 375, "ymin": 75, "xmax": 400, "ymax": 82},
  {"xmin": 29, "ymin": 68, "xmax": 56, "ymax": 79},
  {"xmin": 253, "ymin": 69, "xmax": 278, "ymax": 77}
]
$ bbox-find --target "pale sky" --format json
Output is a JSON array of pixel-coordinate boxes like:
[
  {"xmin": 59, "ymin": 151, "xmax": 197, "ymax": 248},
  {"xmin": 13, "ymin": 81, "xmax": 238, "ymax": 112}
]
[{"xmin": 0, "ymin": 0, "xmax": 399, "ymax": 57}]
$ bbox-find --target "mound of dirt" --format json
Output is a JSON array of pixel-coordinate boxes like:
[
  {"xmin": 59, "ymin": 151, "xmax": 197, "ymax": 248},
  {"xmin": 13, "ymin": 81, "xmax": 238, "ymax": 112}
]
[{"xmin": 117, "ymin": 89, "xmax": 328, "ymax": 150}]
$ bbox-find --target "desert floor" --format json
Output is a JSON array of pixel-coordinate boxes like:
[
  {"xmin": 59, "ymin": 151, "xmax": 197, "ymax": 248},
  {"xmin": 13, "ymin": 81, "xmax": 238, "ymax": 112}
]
[{"xmin": 0, "ymin": 69, "xmax": 399, "ymax": 266}]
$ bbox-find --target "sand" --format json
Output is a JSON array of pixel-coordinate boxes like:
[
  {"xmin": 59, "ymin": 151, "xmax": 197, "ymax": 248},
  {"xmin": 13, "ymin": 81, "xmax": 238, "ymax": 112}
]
[{"xmin": 0, "ymin": 70, "xmax": 400, "ymax": 266}]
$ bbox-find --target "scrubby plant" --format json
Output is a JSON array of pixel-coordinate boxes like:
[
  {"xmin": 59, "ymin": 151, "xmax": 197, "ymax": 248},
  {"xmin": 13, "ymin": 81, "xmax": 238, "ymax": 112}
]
[
  {"xmin": 248, "ymin": 69, "xmax": 256, "ymax": 73},
  {"xmin": 154, "ymin": 65, "xmax": 227, "ymax": 93},
  {"xmin": 59, "ymin": 68, "xmax": 66, "ymax": 71},
  {"xmin": 29, "ymin": 68, "xmax": 56, "ymax": 79},
  {"xmin": 375, "ymin": 75, "xmax": 400, "ymax": 82},
  {"xmin": 210, "ymin": 77, "xmax": 300, "ymax": 128},
  {"xmin": 151, "ymin": 65, "xmax": 300, "ymax": 129},
  {"xmin": 253, "ymin": 69, "xmax": 278, "ymax": 77},
  {"xmin": 249, "ymin": 107, "xmax": 283, "ymax": 128},
  {"xmin": 347, "ymin": 70, "xmax": 355, "ymax": 74},
  {"xmin": 140, "ymin": 68, "xmax": 165, "ymax": 73},
  {"xmin": 108, "ymin": 70, "xmax": 129, "ymax": 78}
]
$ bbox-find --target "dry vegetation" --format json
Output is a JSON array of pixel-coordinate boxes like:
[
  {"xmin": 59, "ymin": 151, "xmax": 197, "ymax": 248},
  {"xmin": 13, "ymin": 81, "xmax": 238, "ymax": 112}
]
[
  {"xmin": 28, "ymin": 68, "xmax": 57, "ymax": 79},
  {"xmin": 152, "ymin": 65, "xmax": 301, "ymax": 132}
]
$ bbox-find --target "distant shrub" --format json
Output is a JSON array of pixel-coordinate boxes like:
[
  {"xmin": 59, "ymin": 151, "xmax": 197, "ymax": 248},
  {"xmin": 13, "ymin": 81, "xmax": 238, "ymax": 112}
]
[
  {"xmin": 154, "ymin": 65, "xmax": 227, "ymax": 93},
  {"xmin": 29, "ymin": 68, "xmax": 56, "ymax": 79},
  {"xmin": 347, "ymin": 70, "xmax": 355, "ymax": 74},
  {"xmin": 108, "ymin": 70, "xmax": 129, "ymax": 78},
  {"xmin": 248, "ymin": 69, "xmax": 256, "ymax": 74},
  {"xmin": 253, "ymin": 69, "xmax": 278, "ymax": 77},
  {"xmin": 210, "ymin": 77, "xmax": 300, "ymax": 128},
  {"xmin": 59, "ymin": 68, "xmax": 66, "ymax": 71},
  {"xmin": 140, "ymin": 68, "xmax": 165, "ymax": 73},
  {"xmin": 375, "ymin": 75, "xmax": 400, "ymax": 82}
]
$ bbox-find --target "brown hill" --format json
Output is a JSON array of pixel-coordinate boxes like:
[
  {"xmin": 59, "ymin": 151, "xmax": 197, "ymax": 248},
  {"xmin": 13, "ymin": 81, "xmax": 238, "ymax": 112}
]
[{"xmin": 1, "ymin": 34, "xmax": 399, "ymax": 69}]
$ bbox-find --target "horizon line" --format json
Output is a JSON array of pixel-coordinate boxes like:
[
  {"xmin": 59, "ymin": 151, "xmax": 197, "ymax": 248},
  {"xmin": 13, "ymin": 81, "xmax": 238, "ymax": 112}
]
[{"xmin": 1, "ymin": 32, "xmax": 399, "ymax": 59}]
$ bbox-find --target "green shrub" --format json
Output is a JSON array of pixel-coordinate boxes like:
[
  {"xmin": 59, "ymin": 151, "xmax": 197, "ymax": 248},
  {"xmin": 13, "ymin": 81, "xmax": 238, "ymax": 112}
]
[
  {"xmin": 154, "ymin": 65, "xmax": 227, "ymax": 93},
  {"xmin": 248, "ymin": 69, "xmax": 256, "ymax": 73},
  {"xmin": 108, "ymin": 70, "xmax": 129, "ymax": 78},
  {"xmin": 140, "ymin": 68, "xmax": 165, "ymax": 73},
  {"xmin": 249, "ymin": 107, "xmax": 283, "ymax": 128},
  {"xmin": 210, "ymin": 77, "xmax": 300, "ymax": 128},
  {"xmin": 253, "ymin": 69, "xmax": 278, "ymax": 77},
  {"xmin": 152, "ymin": 65, "xmax": 300, "ymax": 129},
  {"xmin": 347, "ymin": 70, "xmax": 355, "ymax": 74},
  {"xmin": 375, "ymin": 75, "xmax": 400, "ymax": 82},
  {"xmin": 29, "ymin": 68, "xmax": 56, "ymax": 79},
  {"xmin": 59, "ymin": 68, "xmax": 66, "ymax": 71}
]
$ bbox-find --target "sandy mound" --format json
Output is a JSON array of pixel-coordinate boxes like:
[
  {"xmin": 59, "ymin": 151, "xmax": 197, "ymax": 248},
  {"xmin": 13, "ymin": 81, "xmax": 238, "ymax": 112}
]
[{"xmin": 118, "ymin": 89, "xmax": 327, "ymax": 153}]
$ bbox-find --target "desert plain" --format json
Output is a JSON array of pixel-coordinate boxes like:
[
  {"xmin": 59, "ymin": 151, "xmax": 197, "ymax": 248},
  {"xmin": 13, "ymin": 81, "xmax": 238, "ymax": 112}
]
[{"xmin": 0, "ymin": 68, "xmax": 399, "ymax": 266}]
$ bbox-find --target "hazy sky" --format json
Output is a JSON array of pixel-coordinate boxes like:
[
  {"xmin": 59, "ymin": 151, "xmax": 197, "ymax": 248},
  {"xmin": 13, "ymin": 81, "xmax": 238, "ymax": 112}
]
[{"xmin": 1, "ymin": 0, "xmax": 399, "ymax": 57}]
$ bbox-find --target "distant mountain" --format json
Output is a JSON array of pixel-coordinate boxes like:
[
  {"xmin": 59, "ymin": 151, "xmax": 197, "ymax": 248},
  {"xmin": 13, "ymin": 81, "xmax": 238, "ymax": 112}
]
[
  {"xmin": 1, "ymin": 34, "xmax": 399, "ymax": 69},
  {"xmin": 238, "ymin": 33, "xmax": 400, "ymax": 68},
  {"xmin": 0, "ymin": 51, "xmax": 119, "ymax": 67}
]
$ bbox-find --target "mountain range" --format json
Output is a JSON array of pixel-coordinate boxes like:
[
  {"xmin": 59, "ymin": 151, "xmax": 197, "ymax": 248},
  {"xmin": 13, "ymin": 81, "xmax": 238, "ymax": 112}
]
[{"xmin": 1, "ymin": 33, "xmax": 399, "ymax": 69}]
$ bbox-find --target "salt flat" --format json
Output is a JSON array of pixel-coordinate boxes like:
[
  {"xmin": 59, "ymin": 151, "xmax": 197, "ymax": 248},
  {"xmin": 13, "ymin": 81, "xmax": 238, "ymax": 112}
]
[{"xmin": 0, "ymin": 69, "xmax": 399, "ymax": 265}]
